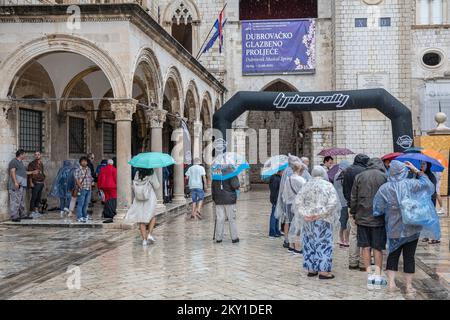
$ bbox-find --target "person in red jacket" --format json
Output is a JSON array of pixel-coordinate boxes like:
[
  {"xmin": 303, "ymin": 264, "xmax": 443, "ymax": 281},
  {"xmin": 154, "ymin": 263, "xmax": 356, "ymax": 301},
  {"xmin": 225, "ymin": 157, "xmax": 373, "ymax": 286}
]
[{"xmin": 97, "ymin": 159, "xmax": 117, "ymax": 202}]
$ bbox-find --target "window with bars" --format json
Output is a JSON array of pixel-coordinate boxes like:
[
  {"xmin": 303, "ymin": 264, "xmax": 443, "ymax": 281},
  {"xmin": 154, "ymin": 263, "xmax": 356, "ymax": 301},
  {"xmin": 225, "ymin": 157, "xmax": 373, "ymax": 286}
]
[
  {"xmin": 69, "ymin": 117, "xmax": 86, "ymax": 154},
  {"xmin": 103, "ymin": 122, "xmax": 116, "ymax": 154},
  {"xmin": 19, "ymin": 108, "xmax": 43, "ymax": 152}
]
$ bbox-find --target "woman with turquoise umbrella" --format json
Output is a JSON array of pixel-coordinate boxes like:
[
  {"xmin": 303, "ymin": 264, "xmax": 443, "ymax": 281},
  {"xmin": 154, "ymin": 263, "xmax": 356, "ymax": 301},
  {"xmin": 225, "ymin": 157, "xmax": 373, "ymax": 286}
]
[{"xmin": 124, "ymin": 152, "xmax": 175, "ymax": 246}]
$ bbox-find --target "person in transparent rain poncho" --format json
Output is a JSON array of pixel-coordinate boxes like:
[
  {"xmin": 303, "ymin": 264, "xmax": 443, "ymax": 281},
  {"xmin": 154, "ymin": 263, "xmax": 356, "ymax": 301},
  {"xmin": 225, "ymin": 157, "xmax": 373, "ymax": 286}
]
[
  {"xmin": 274, "ymin": 155, "xmax": 307, "ymax": 251},
  {"xmin": 373, "ymin": 160, "xmax": 441, "ymax": 294},
  {"xmin": 293, "ymin": 166, "xmax": 341, "ymax": 279}
]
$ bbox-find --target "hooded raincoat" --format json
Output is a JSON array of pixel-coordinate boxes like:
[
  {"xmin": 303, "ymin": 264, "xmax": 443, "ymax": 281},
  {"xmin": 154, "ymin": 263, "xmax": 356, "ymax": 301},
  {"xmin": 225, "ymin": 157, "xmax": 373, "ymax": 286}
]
[
  {"xmin": 293, "ymin": 166, "xmax": 341, "ymax": 272},
  {"xmin": 373, "ymin": 160, "xmax": 440, "ymax": 253},
  {"xmin": 49, "ymin": 160, "xmax": 75, "ymax": 199}
]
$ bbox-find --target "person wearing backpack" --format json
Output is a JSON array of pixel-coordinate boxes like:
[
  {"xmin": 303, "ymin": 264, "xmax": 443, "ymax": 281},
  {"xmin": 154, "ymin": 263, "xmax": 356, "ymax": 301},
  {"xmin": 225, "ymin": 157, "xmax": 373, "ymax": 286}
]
[{"xmin": 124, "ymin": 168, "xmax": 160, "ymax": 246}]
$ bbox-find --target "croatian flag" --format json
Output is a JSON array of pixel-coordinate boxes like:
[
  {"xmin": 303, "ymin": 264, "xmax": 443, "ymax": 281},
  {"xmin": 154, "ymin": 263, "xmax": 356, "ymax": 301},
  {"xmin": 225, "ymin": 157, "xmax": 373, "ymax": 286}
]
[{"xmin": 202, "ymin": 8, "xmax": 227, "ymax": 54}]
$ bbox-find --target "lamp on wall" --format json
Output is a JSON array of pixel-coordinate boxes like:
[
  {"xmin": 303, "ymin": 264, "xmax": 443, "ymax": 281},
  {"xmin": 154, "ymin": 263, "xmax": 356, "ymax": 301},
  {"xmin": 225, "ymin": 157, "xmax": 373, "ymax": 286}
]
[{"xmin": 274, "ymin": 111, "xmax": 280, "ymax": 120}]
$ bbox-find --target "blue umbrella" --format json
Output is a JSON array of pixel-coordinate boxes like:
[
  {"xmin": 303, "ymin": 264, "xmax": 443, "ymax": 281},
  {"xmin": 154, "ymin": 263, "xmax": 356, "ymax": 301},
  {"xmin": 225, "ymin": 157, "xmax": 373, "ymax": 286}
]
[
  {"xmin": 128, "ymin": 152, "xmax": 175, "ymax": 169},
  {"xmin": 395, "ymin": 153, "xmax": 445, "ymax": 172},
  {"xmin": 211, "ymin": 152, "xmax": 250, "ymax": 181},
  {"xmin": 261, "ymin": 155, "xmax": 289, "ymax": 180}
]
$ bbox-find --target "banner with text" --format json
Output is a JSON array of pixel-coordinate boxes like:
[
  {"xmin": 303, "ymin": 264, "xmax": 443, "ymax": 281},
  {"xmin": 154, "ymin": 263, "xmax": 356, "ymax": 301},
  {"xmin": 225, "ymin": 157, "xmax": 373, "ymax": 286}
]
[{"xmin": 242, "ymin": 19, "xmax": 316, "ymax": 75}]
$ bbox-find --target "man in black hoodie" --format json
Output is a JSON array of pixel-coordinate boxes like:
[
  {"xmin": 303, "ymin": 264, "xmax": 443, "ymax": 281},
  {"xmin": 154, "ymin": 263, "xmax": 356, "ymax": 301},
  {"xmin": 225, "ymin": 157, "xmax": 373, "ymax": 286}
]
[
  {"xmin": 212, "ymin": 166, "xmax": 241, "ymax": 243},
  {"xmin": 351, "ymin": 158, "xmax": 387, "ymax": 285},
  {"xmin": 343, "ymin": 153, "xmax": 370, "ymax": 270}
]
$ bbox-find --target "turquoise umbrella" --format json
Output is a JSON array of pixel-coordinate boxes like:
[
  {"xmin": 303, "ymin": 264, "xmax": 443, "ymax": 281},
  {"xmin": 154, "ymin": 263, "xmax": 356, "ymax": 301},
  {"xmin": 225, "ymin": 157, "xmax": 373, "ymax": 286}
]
[{"xmin": 128, "ymin": 152, "xmax": 175, "ymax": 169}]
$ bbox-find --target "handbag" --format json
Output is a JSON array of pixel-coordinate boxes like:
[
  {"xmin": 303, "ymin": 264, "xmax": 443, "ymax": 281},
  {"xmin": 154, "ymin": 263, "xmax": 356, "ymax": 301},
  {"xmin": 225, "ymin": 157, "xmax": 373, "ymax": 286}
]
[
  {"xmin": 71, "ymin": 169, "xmax": 87, "ymax": 198},
  {"xmin": 400, "ymin": 195, "xmax": 434, "ymax": 226}
]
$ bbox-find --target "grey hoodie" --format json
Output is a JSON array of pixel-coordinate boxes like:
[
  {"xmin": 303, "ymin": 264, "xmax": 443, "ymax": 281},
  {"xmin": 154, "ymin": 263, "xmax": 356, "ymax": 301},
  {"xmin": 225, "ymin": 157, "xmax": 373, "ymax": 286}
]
[{"xmin": 350, "ymin": 158, "xmax": 387, "ymax": 227}]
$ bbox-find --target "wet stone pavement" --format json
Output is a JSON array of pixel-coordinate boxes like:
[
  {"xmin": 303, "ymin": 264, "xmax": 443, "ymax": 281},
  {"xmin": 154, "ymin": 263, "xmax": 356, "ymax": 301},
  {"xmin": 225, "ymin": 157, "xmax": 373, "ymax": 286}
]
[{"xmin": 0, "ymin": 186, "xmax": 448, "ymax": 300}]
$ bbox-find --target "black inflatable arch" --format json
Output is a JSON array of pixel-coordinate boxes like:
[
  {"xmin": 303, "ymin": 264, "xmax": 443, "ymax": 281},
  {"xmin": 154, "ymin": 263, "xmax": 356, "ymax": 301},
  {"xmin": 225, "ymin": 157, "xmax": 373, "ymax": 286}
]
[{"xmin": 213, "ymin": 88, "xmax": 413, "ymax": 153}]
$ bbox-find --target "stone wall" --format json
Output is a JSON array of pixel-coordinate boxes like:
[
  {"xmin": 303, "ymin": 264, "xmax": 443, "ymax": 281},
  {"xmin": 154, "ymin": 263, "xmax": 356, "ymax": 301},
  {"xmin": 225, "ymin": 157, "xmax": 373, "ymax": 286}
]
[{"xmin": 333, "ymin": 0, "xmax": 413, "ymax": 160}]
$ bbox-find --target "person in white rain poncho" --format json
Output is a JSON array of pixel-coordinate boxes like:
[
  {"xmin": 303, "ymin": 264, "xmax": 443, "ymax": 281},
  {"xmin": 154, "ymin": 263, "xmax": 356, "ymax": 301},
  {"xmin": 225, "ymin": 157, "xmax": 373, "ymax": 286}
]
[
  {"xmin": 125, "ymin": 168, "xmax": 160, "ymax": 246},
  {"xmin": 293, "ymin": 166, "xmax": 341, "ymax": 280},
  {"xmin": 275, "ymin": 155, "xmax": 307, "ymax": 252},
  {"xmin": 373, "ymin": 160, "xmax": 440, "ymax": 294}
]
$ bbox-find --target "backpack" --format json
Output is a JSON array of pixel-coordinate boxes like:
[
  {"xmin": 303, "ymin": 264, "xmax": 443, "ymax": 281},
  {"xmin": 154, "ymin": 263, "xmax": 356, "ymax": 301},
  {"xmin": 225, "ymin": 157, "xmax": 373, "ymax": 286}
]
[{"xmin": 133, "ymin": 179, "xmax": 151, "ymax": 201}]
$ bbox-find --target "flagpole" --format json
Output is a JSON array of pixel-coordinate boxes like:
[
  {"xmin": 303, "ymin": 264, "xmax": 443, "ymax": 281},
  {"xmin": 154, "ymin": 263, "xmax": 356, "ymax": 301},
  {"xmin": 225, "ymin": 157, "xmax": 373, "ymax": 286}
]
[{"xmin": 195, "ymin": 2, "xmax": 228, "ymax": 60}]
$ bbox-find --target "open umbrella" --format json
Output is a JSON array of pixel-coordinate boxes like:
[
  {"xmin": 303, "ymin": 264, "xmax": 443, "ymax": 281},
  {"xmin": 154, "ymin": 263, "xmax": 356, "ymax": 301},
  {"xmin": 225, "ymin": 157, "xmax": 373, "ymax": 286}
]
[
  {"xmin": 261, "ymin": 155, "xmax": 289, "ymax": 180},
  {"xmin": 128, "ymin": 152, "xmax": 175, "ymax": 169},
  {"xmin": 211, "ymin": 152, "xmax": 250, "ymax": 181},
  {"xmin": 318, "ymin": 148, "xmax": 354, "ymax": 157},
  {"xmin": 381, "ymin": 152, "xmax": 403, "ymax": 162},
  {"xmin": 395, "ymin": 153, "xmax": 445, "ymax": 172}
]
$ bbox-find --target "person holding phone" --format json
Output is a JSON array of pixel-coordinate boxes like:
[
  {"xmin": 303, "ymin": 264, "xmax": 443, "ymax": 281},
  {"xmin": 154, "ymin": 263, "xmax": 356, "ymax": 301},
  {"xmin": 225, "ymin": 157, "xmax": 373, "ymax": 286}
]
[{"xmin": 8, "ymin": 149, "xmax": 39, "ymax": 222}]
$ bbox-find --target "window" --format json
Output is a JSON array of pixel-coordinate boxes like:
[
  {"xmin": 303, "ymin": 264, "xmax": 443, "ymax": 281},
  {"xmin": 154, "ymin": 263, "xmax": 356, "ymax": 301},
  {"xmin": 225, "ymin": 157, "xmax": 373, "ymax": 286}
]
[
  {"xmin": 380, "ymin": 17, "xmax": 391, "ymax": 27},
  {"xmin": 423, "ymin": 51, "xmax": 442, "ymax": 67},
  {"xmin": 239, "ymin": 0, "xmax": 318, "ymax": 20},
  {"xmin": 355, "ymin": 18, "xmax": 368, "ymax": 28},
  {"xmin": 19, "ymin": 108, "xmax": 43, "ymax": 152},
  {"xmin": 417, "ymin": 0, "xmax": 444, "ymax": 25},
  {"xmin": 103, "ymin": 122, "xmax": 116, "ymax": 154},
  {"xmin": 171, "ymin": 2, "xmax": 194, "ymax": 54},
  {"xmin": 69, "ymin": 117, "xmax": 86, "ymax": 154}
]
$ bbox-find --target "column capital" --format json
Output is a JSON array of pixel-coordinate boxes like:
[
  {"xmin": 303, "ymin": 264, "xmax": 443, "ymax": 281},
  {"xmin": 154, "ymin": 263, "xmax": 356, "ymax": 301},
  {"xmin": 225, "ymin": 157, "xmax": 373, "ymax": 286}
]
[
  {"xmin": 146, "ymin": 108, "xmax": 167, "ymax": 128},
  {"xmin": 0, "ymin": 100, "xmax": 15, "ymax": 122},
  {"xmin": 110, "ymin": 98, "xmax": 137, "ymax": 121}
]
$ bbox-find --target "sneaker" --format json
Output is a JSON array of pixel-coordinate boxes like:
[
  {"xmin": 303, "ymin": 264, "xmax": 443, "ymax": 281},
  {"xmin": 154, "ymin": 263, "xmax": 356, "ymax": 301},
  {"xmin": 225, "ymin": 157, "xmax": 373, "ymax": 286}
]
[
  {"xmin": 64, "ymin": 207, "xmax": 70, "ymax": 213},
  {"xmin": 11, "ymin": 218, "xmax": 21, "ymax": 222},
  {"xmin": 437, "ymin": 209, "xmax": 446, "ymax": 216},
  {"xmin": 22, "ymin": 215, "xmax": 33, "ymax": 220},
  {"xmin": 86, "ymin": 215, "xmax": 93, "ymax": 221},
  {"xmin": 60, "ymin": 210, "xmax": 65, "ymax": 218},
  {"xmin": 216, "ymin": 240, "xmax": 223, "ymax": 243},
  {"xmin": 373, "ymin": 276, "xmax": 388, "ymax": 289},
  {"xmin": 76, "ymin": 218, "xmax": 84, "ymax": 223},
  {"xmin": 142, "ymin": 240, "xmax": 148, "ymax": 246},
  {"xmin": 282, "ymin": 241, "xmax": 289, "ymax": 249},
  {"xmin": 232, "ymin": 238, "xmax": 240, "ymax": 244},
  {"xmin": 367, "ymin": 274, "xmax": 376, "ymax": 290},
  {"xmin": 147, "ymin": 234, "xmax": 156, "ymax": 242}
]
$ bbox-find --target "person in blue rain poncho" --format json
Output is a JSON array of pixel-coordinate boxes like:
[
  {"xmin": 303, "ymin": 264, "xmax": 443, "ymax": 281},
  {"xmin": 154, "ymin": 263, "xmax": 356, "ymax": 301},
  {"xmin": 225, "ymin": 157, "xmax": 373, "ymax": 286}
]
[
  {"xmin": 373, "ymin": 160, "xmax": 441, "ymax": 294},
  {"xmin": 49, "ymin": 160, "xmax": 76, "ymax": 217}
]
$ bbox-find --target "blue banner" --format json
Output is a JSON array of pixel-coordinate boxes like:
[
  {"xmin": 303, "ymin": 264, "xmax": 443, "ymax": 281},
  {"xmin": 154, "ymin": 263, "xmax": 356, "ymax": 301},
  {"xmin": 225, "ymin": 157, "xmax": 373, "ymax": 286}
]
[{"xmin": 242, "ymin": 19, "xmax": 316, "ymax": 75}]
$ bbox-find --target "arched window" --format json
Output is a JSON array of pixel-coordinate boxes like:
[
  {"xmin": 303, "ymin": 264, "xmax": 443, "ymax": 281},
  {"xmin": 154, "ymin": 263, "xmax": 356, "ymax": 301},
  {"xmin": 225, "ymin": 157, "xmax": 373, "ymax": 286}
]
[{"xmin": 164, "ymin": 1, "xmax": 200, "ymax": 55}]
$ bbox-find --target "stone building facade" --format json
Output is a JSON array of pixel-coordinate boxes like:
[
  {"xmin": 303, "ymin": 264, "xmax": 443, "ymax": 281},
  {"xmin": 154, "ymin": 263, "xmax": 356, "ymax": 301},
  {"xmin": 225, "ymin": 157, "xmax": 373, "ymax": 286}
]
[{"xmin": 0, "ymin": 0, "xmax": 449, "ymax": 220}]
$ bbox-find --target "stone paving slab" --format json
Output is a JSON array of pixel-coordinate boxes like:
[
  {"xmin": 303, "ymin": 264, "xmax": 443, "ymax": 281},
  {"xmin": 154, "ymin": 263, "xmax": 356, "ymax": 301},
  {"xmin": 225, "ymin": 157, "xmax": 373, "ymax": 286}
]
[{"xmin": 0, "ymin": 186, "xmax": 448, "ymax": 300}]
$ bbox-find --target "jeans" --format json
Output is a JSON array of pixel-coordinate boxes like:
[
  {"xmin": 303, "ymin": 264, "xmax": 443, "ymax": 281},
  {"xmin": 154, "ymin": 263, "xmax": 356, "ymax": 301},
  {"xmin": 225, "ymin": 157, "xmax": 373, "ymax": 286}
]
[
  {"xmin": 30, "ymin": 182, "xmax": 44, "ymax": 211},
  {"xmin": 215, "ymin": 204, "xmax": 238, "ymax": 241},
  {"xmin": 76, "ymin": 189, "xmax": 91, "ymax": 219},
  {"xmin": 59, "ymin": 192, "xmax": 72, "ymax": 211},
  {"xmin": 269, "ymin": 204, "xmax": 281, "ymax": 237}
]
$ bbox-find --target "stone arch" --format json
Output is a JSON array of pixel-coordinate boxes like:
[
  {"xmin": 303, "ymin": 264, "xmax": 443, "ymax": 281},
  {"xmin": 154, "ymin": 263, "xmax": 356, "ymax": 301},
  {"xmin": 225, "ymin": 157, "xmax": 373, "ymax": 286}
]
[
  {"xmin": 261, "ymin": 78, "xmax": 298, "ymax": 92},
  {"xmin": 163, "ymin": 0, "xmax": 201, "ymax": 55},
  {"xmin": 163, "ymin": 66, "xmax": 184, "ymax": 114},
  {"xmin": 0, "ymin": 34, "xmax": 128, "ymax": 98},
  {"xmin": 201, "ymin": 91, "xmax": 213, "ymax": 127},
  {"xmin": 185, "ymin": 80, "xmax": 200, "ymax": 120},
  {"xmin": 131, "ymin": 47, "xmax": 163, "ymax": 108},
  {"xmin": 163, "ymin": 0, "xmax": 201, "ymax": 24}
]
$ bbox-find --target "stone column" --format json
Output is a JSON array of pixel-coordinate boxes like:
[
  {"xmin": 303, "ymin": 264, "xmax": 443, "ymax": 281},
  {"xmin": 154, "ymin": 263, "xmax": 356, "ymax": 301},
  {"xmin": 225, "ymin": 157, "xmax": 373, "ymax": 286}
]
[
  {"xmin": 147, "ymin": 108, "xmax": 168, "ymax": 213},
  {"xmin": 0, "ymin": 100, "xmax": 16, "ymax": 221},
  {"xmin": 171, "ymin": 118, "xmax": 186, "ymax": 204},
  {"xmin": 111, "ymin": 98, "xmax": 137, "ymax": 221},
  {"xmin": 193, "ymin": 120, "xmax": 203, "ymax": 162}
]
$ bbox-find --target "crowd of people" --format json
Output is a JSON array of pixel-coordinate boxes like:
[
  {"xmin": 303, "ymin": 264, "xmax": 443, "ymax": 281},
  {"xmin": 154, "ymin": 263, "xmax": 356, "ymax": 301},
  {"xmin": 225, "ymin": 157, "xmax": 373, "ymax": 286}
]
[
  {"xmin": 268, "ymin": 153, "xmax": 443, "ymax": 293},
  {"xmin": 7, "ymin": 150, "xmax": 117, "ymax": 223}
]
